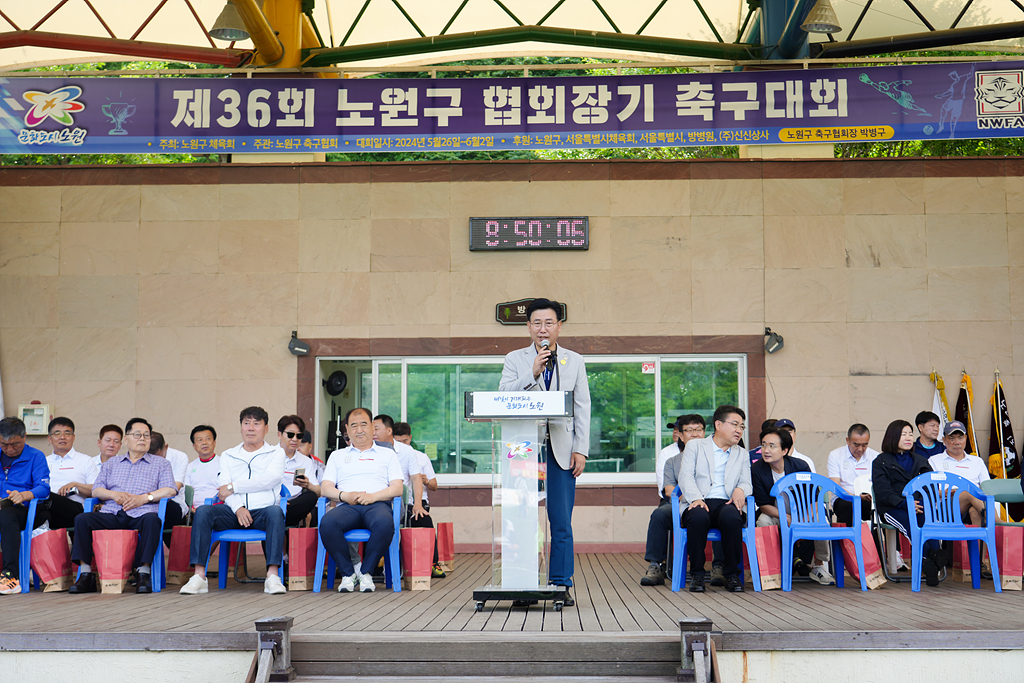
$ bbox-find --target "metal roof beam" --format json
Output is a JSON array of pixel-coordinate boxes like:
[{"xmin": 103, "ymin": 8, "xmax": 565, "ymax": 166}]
[
  {"xmin": 303, "ymin": 24, "xmax": 753, "ymax": 67},
  {"xmin": 812, "ymin": 18, "xmax": 1024, "ymax": 58},
  {"xmin": 0, "ymin": 30, "xmax": 247, "ymax": 66}
]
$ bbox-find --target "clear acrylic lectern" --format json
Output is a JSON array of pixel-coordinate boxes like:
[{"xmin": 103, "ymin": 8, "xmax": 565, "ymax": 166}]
[{"xmin": 464, "ymin": 390, "xmax": 574, "ymax": 611}]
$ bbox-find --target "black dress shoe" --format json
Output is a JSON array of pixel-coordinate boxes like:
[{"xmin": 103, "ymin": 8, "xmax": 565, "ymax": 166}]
[
  {"xmin": 562, "ymin": 589, "xmax": 574, "ymax": 607},
  {"xmin": 69, "ymin": 572, "xmax": 97, "ymax": 594},
  {"xmin": 922, "ymin": 557, "xmax": 939, "ymax": 587},
  {"xmin": 931, "ymin": 546, "xmax": 952, "ymax": 569},
  {"xmin": 688, "ymin": 573, "xmax": 706, "ymax": 593},
  {"xmin": 136, "ymin": 573, "xmax": 152, "ymax": 594},
  {"xmin": 726, "ymin": 574, "xmax": 745, "ymax": 593}
]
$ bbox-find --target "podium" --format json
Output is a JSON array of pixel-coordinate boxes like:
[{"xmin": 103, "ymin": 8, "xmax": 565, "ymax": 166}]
[{"xmin": 465, "ymin": 390, "xmax": 573, "ymax": 611}]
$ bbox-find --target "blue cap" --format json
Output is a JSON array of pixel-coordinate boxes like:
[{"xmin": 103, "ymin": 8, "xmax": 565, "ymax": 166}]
[{"xmin": 775, "ymin": 418, "xmax": 795, "ymax": 430}]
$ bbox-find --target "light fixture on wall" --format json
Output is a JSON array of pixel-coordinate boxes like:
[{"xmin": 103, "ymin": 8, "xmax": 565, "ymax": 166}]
[
  {"xmin": 801, "ymin": 0, "xmax": 842, "ymax": 34},
  {"xmin": 764, "ymin": 327, "xmax": 785, "ymax": 354},
  {"xmin": 288, "ymin": 331, "xmax": 311, "ymax": 356},
  {"xmin": 210, "ymin": 1, "xmax": 251, "ymax": 41}
]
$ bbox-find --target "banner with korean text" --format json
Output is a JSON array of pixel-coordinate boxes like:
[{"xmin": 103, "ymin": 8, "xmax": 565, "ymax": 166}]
[{"xmin": 2, "ymin": 60, "xmax": 1023, "ymax": 154}]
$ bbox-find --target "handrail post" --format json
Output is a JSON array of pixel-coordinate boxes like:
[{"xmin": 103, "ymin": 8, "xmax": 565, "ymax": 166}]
[
  {"xmin": 255, "ymin": 616, "xmax": 296, "ymax": 682},
  {"xmin": 678, "ymin": 618, "xmax": 719, "ymax": 683}
]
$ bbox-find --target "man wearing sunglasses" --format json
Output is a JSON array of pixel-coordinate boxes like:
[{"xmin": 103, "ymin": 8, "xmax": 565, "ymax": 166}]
[{"xmin": 279, "ymin": 415, "xmax": 321, "ymax": 527}]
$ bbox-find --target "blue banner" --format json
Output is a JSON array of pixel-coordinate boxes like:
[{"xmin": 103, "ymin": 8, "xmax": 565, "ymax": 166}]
[{"xmin": 1, "ymin": 61, "xmax": 1022, "ymax": 154}]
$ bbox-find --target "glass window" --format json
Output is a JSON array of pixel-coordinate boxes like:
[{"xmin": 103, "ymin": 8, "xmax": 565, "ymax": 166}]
[
  {"xmin": 321, "ymin": 354, "xmax": 745, "ymax": 483},
  {"xmin": 660, "ymin": 360, "xmax": 740, "ymax": 448},
  {"xmin": 405, "ymin": 362, "xmax": 503, "ymax": 474},
  {"xmin": 587, "ymin": 361, "xmax": 656, "ymax": 474}
]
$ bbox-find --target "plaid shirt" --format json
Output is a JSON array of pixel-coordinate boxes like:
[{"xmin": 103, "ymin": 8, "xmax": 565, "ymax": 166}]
[{"xmin": 93, "ymin": 451, "xmax": 176, "ymax": 518}]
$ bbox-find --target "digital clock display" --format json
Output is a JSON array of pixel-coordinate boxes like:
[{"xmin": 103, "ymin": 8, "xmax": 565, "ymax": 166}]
[{"xmin": 469, "ymin": 217, "xmax": 589, "ymax": 251}]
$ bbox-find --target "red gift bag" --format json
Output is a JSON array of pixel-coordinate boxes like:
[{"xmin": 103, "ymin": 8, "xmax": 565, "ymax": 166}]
[
  {"xmin": 30, "ymin": 528, "xmax": 73, "ymax": 592},
  {"xmin": 754, "ymin": 525, "xmax": 782, "ymax": 590},
  {"xmin": 287, "ymin": 527, "xmax": 318, "ymax": 591},
  {"xmin": 94, "ymin": 529, "xmax": 138, "ymax": 594},
  {"xmin": 436, "ymin": 521, "xmax": 455, "ymax": 572},
  {"xmin": 834, "ymin": 522, "xmax": 886, "ymax": 589},
  {"xmin": 400, "ymin": 527, "xmax": 435, "ymax": 590},
  {"xmin": 995, "ymin": 525, "xmax": 1023, "ymax": 591},
  {"xmin": 166, "ymin": 526, "xmax": 192, "ymax": 585},
  {"xmin": 950, "ymin": 538, "xmax": 974, "ymax": 583}
]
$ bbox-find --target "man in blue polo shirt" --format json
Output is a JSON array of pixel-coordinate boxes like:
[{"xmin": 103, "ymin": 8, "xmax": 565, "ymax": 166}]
[{"xmin": 0, "ymin": 417, "xmax": 51, "ymax": 595}]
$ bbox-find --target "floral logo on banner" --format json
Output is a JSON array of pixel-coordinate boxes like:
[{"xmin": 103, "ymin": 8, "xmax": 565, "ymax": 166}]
[
  {"xmin": 22, "ymin": 85, "xmax": 85, "ymax": 127},
  {"xmin": 506, "ymin": 440, "xmax": 533, "ymax": 460}
]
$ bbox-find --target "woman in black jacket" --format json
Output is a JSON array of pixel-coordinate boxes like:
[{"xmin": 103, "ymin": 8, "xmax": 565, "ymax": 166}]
[{"xmin": 872, "ymin": 419, "xmax": 948, "ymax": 586}]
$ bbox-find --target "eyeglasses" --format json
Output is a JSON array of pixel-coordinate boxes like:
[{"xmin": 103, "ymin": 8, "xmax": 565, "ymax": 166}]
[
  {"xmin": 529, "ymin": 320, "xmax": 559, "ymax": 329},
  {"xmin": 283, "ymin": 431, "xmax": 300, "ymax": 439},
  {"xmin": 127, "ymin": 432, "xmax": 151, "ymax": 440},
  {"xmin": 723, "ymin": 420, "xmax": 746, "ymax": 430},
  {"xmin": 682, "ymin": 427, "xmax": 705, "ymax": 435},
  {"xmin": 49, "ymin": 430, "xmax": 73, "ymax": 438}
]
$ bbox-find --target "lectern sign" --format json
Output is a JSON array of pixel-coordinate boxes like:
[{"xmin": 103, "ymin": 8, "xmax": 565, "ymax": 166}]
[{"xmin": 465, "ymin": 391, "xmax": 574, "ymax": 419}]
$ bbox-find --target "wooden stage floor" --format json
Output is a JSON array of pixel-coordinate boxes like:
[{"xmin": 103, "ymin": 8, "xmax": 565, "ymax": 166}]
[{"xmin": 9, "ymin": 553, "xmax": 1024, "ymax": 636}]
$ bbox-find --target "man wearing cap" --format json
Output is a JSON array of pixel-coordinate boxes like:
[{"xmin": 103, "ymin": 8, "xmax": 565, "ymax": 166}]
[
  {"xmin": 641, "ymin": 414, "xmax": 706, "ymax": 586},
  {"xmin": 827, "ymin": 423, "xmax": 879, "ymax": 527},
  {"xmin": 928, "ymin": 421, "xmax": 989, "ymax": 526}
]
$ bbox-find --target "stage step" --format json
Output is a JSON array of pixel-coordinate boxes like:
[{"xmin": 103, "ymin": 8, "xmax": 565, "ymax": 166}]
[
  {"xmin": 291, "ymin": 632, "xmax": 680, "ymax": 678},
  {"xmin": 294, "ymin": 677, "xmax": 677, "ymax": 683}
]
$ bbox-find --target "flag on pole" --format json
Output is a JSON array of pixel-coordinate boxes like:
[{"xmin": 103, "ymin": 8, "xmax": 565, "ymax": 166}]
[
  {"xmin": 955, "ymin": 371, "xmax": 979, "ymax": 455},
  {"xmin": 930, "ymin": 371, "xmax": 950, "ymax": 435},
  {"xmin": 988, "ymin": 373, "xmax": 1022, "ymax": 521}
]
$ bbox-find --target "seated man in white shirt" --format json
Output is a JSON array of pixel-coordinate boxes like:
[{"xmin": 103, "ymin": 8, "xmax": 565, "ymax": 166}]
[
  {"xmin": 181, "ymin": 406, "xmax": 288, "ymax": 596},
  {"xmin": 183, "ymin": 425, "xmax": 220, "ymax": 516},
  {"xmin": 929, "ymin": 421, "xmax": 989, "ymax": 526},
  {"xmin": 278, "ymin": 415, "xmax": 321, "ymax": 527},
  {"xmin": 148, "ymin": 432, "xmax": 188, "ymax": 529},
  {"xmin": 320, "ymin": 408, "xmax": 403, "ymax": 593},
  {"xmin": 372, "ymin": 414, "xmax": 424, "ymax": 524},
  {"xmin": 92, "ymin": 424, "xmax": 123, "ymax": 472},
  {"xmin": 827, "ymin": 423, "xmax": 880, "ymax": 527},
  {"xmin": 45, "ymin": 417, "xmax": 98, "ymax": 530},
  {"xmin": 394, "ymin": 421, "xmax": 445, "ymax": 578}
]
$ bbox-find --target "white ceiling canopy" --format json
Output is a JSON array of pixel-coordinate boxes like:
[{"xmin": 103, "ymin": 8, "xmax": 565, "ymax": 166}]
[{"xmin": 1, "ymin": 0, "xmax": 1023, "ymax": 73}]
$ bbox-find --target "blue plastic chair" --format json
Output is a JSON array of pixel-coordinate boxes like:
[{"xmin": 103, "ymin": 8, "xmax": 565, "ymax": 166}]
[
  {"xmin": 771, "ymin": 472, "xmax": 867, "ymax": 592},
  {"xmin": 17, "ymin": 498, "xmax": 40, "ymax": 593},
  {"xmin": 669, "ymin": 485, "xmax": 761, "ymax": 592},
  {"xmin": 77, "ymin": 497, "xmax": 169, "ymax": 592},
  {"xmin": 902, "ymin": 472, "xmax": 1001, "ymax": 593},
  {"xmin": 203, "ymin": 484, "xmax": 289, "ymax": 589},
  {"xmin": 313, "ymin": 495, "xmax": 402, "ymax": 593}
]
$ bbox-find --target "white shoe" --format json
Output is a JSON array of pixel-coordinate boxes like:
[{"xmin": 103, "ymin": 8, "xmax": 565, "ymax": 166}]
[
  {"xmin": 179, "ymin": 575, "xmax": 209, "ymax": 595},
  {"xmin": 338, "ymin": 573, "xmax": 357, "ymax": 593},
  {"xmin": 359, "ymin": 573, "xmax": 376, "ymax": 593},
  {"xmin": 809, "ymin": 566, "xmax": 835, "ymax": 586},
  {"xmin": 353, "ymin": 561, "xmax": 362, "ymax": 575},
  {"xmin": 264, "ymin": 574, "xmax": 286, "ymax": 595}
]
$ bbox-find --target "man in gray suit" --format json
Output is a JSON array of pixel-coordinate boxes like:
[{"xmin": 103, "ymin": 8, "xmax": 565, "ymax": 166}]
[
  {"xmin": 499, "ymin": 298, "xmax": 590, "ymax": 606},
  {"xmin": 679, "ymin": 405, "xmax": 752, "ymax": 593}
]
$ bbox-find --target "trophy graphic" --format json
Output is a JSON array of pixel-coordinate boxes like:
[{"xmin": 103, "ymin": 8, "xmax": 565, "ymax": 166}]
[{"xmin": 102, "ymin": 102, "xmax": 136, "ymax": 135}]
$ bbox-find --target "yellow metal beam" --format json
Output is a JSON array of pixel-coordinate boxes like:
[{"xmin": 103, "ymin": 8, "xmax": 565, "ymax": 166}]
[{"xmin": 233, "ymin": 0, "xmax": 283, "ymax": 66}]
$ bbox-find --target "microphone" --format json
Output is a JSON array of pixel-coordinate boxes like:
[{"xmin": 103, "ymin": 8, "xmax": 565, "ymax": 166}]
[{"xmin": 541, "ymin": 338, "xmax": 554, "ymax": 371}]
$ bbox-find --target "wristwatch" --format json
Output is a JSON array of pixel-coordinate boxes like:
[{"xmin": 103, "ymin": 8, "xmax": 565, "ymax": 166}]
[
  {"xmin": 228, "ymin": 483, "xmax": 234, "ymax": 493},
  {"xmin": 147, "ymin": 494, "xmax": 154, "ymax": 502}
]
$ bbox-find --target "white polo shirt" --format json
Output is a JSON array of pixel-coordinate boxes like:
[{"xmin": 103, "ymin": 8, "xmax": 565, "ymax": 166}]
[
  {"xmin": 827, "ymin": 444, "xmax": 879, "ymax": 493},
  {"xmin": 283, "ymin": 451, "xmax": 320, "ymax": 498},
  {"xmin": 412, "ymin": 449, "xmax": 436, "ymax": 504},
  {"xmin": 392, "ymin": 440, "xmax": 423, "ymax": 503},
  {"xmin": 324, "ymin": 443, "xmax": 403, "ymax": 495},
  {"xmin": 656, "ymin": 442, "xmax": 681, "ymax": 493},
  {"xmin": 791, "ymin": 449, "xmax": 817, "ymax": 474},
  {"xmin": 929, "ymin": 452, "xmax": 990, "ymax": 486},
  {"xmin": 165, "ymin": 446, "xmax": 190, "ymax": 515},
  {"xmin": 46, "ymin": 447, "xmax": 98, "ymax": 504},
  {"xmin": 183, "ymin": 455, "xmax": 221, "ymax": 509}
]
